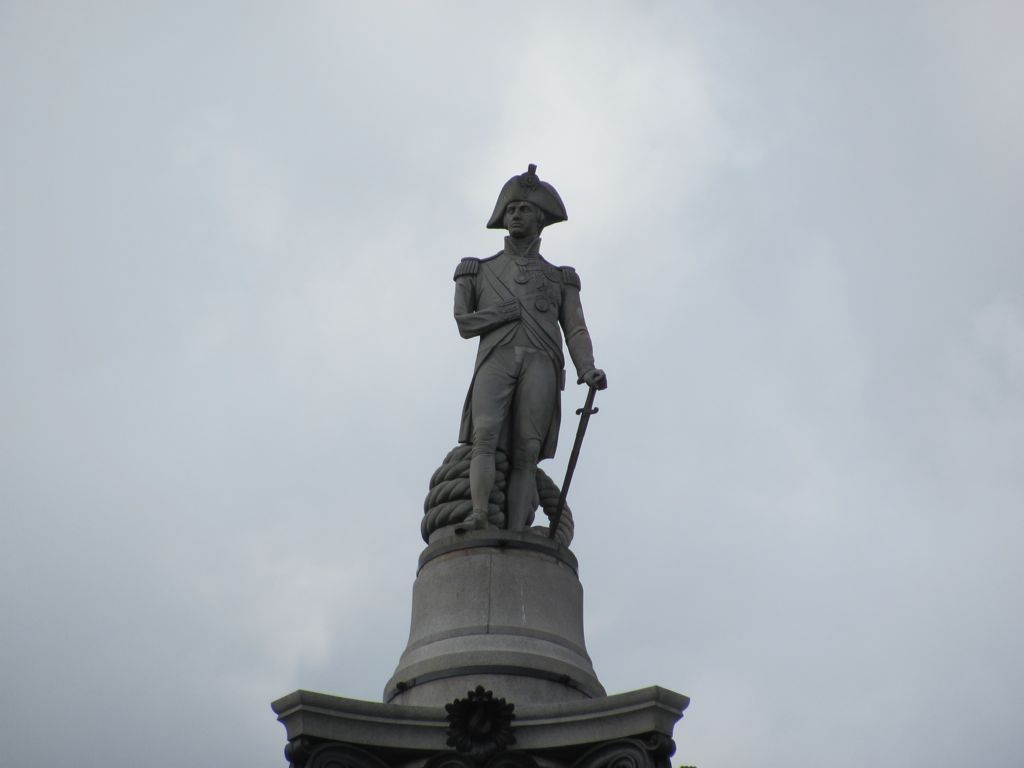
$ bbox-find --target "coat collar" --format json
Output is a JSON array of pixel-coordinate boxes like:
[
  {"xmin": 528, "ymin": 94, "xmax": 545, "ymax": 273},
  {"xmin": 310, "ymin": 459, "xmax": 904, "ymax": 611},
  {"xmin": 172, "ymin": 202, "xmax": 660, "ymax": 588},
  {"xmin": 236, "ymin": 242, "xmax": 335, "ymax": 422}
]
[{"xmin": 503, "ymin": 236, "xmax": 542, "ymax": 259}]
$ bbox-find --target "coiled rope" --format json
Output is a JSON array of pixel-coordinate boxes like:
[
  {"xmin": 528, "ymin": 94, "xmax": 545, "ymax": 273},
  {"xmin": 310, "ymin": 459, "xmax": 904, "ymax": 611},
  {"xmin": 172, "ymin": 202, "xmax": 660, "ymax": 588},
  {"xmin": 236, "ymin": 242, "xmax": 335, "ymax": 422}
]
[{"xmin": 422, "ymin": 444, "xmax": 574, "ymax": 547}]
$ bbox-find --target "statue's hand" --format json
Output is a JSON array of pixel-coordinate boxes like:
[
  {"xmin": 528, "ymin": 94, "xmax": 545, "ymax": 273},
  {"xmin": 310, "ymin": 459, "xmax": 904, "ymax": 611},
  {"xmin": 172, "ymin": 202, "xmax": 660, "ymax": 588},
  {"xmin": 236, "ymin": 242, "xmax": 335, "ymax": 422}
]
[{"xmin": 580, "ymin": 368, "xmax": 608, "ymax": 390}]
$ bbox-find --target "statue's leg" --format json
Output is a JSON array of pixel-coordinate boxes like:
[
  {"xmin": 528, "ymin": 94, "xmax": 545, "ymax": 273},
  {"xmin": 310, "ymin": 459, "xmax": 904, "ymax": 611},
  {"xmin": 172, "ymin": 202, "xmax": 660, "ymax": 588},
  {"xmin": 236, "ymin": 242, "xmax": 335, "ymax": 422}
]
[
  {"xmin": 465, "ymin": 348, "xmax": 516, "ymax": 529},
  {"xmin": 506, "ymin": 349, "xmax": 557, "ymax": 531},
  {"xmin": 506, "ymin": 446, "xmax": 541, "ymax": 530},
  {"xmin": 468, "ymin": 443, "xmax": 497, "ymax": 519}
]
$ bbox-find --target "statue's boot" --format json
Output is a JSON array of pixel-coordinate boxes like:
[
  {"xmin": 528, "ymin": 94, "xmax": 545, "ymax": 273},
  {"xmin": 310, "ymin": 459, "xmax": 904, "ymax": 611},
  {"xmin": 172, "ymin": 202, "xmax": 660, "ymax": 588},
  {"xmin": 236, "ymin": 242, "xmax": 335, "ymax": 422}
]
[
  {"xmin": 506, "ymin": 466, "xmax": 538, "ymax": 531},
  {"xmin": 455, "ymin": 508, "xmax": 492, "ymax": 534},
  {"xmin": 459, "ymin": 451, "xmax": 497, "ymax": 534}
]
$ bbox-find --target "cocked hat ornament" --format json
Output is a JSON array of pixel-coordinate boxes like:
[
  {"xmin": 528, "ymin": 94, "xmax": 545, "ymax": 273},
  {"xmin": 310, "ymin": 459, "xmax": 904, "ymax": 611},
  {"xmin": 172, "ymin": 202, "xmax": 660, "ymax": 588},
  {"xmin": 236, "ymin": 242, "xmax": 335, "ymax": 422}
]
[{"xmin": 486, "ymin": 164, "xmax": 568, "ymax": 230}]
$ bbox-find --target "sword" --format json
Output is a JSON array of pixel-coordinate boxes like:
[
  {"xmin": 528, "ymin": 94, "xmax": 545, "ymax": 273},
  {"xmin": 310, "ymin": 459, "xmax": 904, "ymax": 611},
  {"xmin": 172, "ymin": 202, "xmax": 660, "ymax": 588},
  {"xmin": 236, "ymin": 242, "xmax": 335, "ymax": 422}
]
[{"xmin": 549, "ymin": 385, "xmax": 600, "ymax": 539}]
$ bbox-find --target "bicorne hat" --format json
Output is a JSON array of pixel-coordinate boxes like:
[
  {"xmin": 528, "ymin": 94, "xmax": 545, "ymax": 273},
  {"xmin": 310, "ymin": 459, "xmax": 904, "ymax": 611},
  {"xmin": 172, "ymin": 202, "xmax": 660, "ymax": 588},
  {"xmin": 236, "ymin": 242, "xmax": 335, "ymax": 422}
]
[{"xmin": 486, "ymin": 164, "xmax": 568, "ymax": 229}]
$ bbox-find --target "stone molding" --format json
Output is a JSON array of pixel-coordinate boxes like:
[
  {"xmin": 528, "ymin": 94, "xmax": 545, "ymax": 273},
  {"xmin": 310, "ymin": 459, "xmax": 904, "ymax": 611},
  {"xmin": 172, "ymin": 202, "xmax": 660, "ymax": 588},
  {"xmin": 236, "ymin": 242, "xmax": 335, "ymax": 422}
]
[
  {"xmin": 417, "ymin": 529, "xmax": 579, "ymax": 576},
  {"xmin": 272, "ymin": 687, "xmax": 689, "ymax": 768}
]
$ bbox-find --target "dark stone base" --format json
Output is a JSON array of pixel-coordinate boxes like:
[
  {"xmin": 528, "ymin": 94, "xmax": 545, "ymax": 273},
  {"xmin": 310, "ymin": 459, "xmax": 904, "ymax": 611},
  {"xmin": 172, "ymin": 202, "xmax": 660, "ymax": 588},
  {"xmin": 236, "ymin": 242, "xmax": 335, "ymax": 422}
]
[{"xmin": 271, "ymin": 686, "xmax": 689, "ymax": 768}]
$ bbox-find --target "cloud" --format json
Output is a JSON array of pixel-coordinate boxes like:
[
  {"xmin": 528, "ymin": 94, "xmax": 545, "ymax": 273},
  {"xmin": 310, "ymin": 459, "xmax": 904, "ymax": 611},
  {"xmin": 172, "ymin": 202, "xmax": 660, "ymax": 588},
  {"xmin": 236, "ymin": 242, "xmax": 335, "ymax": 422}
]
[{"xmin": 1, "ymin": 3, "xmax": 1022, "ymax": 768}]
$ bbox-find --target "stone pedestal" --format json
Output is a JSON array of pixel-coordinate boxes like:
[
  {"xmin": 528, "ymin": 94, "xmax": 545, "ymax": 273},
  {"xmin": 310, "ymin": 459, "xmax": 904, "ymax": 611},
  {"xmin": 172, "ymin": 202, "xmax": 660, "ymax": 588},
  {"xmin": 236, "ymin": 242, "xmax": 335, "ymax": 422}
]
[
  {"xmin": 272, "ymin": 530, "xmax": 690, "ymax": 768},
  {"xmin": 385, "ymin": 529, "xmax": 604, "ymax": 706}
]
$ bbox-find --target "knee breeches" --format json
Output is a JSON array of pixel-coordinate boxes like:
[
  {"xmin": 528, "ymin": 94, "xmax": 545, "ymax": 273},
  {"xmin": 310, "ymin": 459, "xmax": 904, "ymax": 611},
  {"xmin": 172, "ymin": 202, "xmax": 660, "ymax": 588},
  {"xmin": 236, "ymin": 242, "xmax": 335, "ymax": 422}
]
[{"xmin": 470, "ymin": 345, "xmax": 556, "ymax": 466}]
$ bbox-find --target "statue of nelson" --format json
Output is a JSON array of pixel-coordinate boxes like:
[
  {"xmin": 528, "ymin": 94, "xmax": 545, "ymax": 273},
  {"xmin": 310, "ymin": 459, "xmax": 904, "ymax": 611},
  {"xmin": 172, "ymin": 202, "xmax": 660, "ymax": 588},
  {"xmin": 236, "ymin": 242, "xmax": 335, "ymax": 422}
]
[{"xmin": 452, "ymin": 164, "xmax": 607, "ymax": 533}]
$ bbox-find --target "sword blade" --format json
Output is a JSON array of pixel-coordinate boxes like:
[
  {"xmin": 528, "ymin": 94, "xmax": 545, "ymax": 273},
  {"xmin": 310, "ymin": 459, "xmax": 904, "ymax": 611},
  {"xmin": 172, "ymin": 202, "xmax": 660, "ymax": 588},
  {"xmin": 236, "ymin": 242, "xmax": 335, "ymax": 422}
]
[{"xmin": 549, "ymin": 386, "xmax": 599, "ymax": 539}]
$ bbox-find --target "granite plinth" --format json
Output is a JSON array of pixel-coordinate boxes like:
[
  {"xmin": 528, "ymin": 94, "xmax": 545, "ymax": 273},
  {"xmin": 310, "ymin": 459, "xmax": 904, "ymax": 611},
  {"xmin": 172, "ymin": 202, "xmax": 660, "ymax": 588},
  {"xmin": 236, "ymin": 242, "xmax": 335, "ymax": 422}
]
[{"xmin": 385, "ymin": 529, "xmax": 604, "ymax": 707}]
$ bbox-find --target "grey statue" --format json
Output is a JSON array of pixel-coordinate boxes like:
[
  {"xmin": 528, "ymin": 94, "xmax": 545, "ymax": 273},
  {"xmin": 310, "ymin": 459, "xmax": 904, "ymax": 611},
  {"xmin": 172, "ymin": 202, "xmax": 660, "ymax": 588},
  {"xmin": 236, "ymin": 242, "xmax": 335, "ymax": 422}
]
[{"xmin": 453, "ymin": 164, "xmax": 607, "ymax": 533}]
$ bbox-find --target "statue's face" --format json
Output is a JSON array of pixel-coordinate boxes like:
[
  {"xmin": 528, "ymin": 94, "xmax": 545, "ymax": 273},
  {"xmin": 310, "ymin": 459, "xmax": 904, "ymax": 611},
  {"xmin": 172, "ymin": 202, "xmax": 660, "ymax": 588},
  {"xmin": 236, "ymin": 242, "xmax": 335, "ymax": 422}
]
[{"xmin": 504, "ymin": 201, "xmax": 542, "ymax": 239}]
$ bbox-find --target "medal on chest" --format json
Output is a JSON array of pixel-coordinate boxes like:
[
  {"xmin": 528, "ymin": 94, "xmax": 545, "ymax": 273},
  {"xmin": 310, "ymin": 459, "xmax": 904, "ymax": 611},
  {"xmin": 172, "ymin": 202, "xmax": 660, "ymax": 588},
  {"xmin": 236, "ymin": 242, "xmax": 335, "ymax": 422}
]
[{"xmin": 510, "ymin": 259, "xmax": 559, "ymax": 313}]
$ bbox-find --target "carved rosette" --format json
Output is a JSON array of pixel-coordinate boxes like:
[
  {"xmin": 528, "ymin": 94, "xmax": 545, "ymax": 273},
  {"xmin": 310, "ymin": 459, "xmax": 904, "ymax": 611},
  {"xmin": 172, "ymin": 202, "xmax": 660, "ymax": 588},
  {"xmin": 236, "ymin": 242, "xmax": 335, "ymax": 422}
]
[{"xmin": 443, "ymin": 686, "xmax": 516, "ymax": 761}]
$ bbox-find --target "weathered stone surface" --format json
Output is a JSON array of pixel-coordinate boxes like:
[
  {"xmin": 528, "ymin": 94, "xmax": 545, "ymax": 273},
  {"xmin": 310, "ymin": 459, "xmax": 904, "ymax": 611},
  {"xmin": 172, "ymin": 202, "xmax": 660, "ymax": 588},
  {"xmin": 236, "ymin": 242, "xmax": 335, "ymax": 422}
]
[
  {"xmin": 454, "ymin": 164, "xmax": 607, "ymax": 535},
  {"xmin": 271, "ymin": 686, "xmax": 689, "ymax": 768},
  {"xmin": 385, "ymin": 530, "xmax": 604, "ymax": 707}
]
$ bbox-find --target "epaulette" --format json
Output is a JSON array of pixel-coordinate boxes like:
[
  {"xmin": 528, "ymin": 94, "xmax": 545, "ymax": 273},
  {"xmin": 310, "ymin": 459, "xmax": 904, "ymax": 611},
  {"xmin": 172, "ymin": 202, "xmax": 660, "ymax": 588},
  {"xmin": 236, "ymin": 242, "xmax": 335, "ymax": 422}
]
[
  {"xmin": 560, "ymin": 265, "xmax": 581, "ymax": 290},
  {"xmin": 453, "ymin": 257, "xmax": 480, "ymax": 280}
]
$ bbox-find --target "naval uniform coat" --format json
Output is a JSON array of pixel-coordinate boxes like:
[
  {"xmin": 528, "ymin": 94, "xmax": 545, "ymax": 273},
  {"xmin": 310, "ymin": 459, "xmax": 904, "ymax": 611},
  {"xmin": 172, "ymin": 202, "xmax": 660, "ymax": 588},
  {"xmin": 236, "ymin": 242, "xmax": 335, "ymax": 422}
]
[{"xmin": 453, "ymin": 237, "xmax": 597, "ymax": 460}]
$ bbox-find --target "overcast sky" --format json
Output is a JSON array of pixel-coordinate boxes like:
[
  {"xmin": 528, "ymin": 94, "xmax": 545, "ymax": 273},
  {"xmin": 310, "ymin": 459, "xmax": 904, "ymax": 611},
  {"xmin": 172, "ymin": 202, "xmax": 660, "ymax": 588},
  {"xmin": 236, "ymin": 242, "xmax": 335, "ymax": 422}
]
[{"xmin": 2, "ymin": 2, "xmax": 1022, "ymax": 767}]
